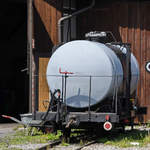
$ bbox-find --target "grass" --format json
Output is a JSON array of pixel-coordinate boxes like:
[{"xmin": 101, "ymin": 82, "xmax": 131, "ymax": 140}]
[
  {"xmin": 61, "ymin": 141, "xmax": 70, "ymax": 146},
  {"xmin": 0, "ymin": 127, "xmax": 62, "ymax": 150},
  {"xmin": 98, "ymin": 129, "xmax": 150, "ymax": 148},
  {"xmin": 1, "ymin": 125, "xmax": 150, "ymax": 149}
]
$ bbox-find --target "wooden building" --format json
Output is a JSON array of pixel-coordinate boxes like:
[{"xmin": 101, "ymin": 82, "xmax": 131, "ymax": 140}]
[
  {"xmin": 31, "ymin": 0, "xmax": 150, "ymax": 122},
  {"xmin": 0, "ymin": 0, "xmax": 28, "ymax": 122}
]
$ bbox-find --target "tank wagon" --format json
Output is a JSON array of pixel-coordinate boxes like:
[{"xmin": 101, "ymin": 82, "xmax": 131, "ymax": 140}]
[
  {"xmin": 33, "ymin": 31, "xmax": 143, "ymax": 138},
  {"xmin": 3, "ymin": 31, "xmax": 144, "ymax": 139},
  {"xmin": 2, "ymin": 0, "xmax": 146, "ymax": 140}
]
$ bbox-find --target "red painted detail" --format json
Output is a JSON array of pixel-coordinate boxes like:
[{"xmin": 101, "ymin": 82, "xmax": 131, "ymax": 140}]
[
  {"xmin": 105, "ymin": 115, "xmax": 110, "ymax": 121},
  {"xmin": 103, "ymin": 121, "xmax": 112, "ymax": 131},
  {"xmin": 2, "ymin": 115, "xmax": 11, "ymax": 119},
  {"xmin": 105, "ymin": 123, "xmax": 111, "ymax": 129},
  {"xmin": 59, "ymin": 68, "xmax": 74, "ymax": 75},
  {"xmin": 57, "ymin": 91, "xmax": 61, "ymax": 97},
  {"xmin": 124, "ymin": 119, "xmax": 129, "ymax": 123}
]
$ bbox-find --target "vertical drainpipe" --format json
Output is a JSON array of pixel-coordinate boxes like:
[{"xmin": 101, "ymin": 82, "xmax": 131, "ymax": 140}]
[
  {"xmin": 27, "ymin": 0, "xmax": 33, "ymax": 113},
  {"xmin": 58, "ymin": 0, "xmax": 95, "ymax": 43}
]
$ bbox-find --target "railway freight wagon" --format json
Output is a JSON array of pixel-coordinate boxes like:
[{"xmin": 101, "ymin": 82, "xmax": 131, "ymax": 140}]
[
  {"xmin": 3, "ymin": 31, "xmax": 144, "ymax": 140},
  {"xmin": 2, "ymin": 0, "xmax": 147, "ymax": 140},
  {"xmin": 35, "ymin": 31, "xmax": 140, "ymax": 137},
  {"xmin": 31, "ymin": 0, "xmax": 146, "ymax": 139}
]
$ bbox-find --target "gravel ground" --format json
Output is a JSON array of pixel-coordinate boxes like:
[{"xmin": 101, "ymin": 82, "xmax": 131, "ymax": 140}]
[
  {"xmin": 0, "ymin": 123, "xmax": 18, "ymax": 138},
  {"xmin": 6, "ymin": 143, "xmax": 150, "ymax": 150},
  {"xmin": 81, "ymin": 143, "xmax": 150, "ymax": 150},
  {"xmin": 1, "ymin": 124, "xmax": 150, "ymax": 150},
  {"xmin": 49, "ymin": 143, "xmax": 150, "ymax": 150},
  {"xmin": 8, "ymin": 143, "xmax": 49, "ymax": 150},
  {"xmin": 51, "ymin": 144, "xmax": 80, "ymax": 150}
]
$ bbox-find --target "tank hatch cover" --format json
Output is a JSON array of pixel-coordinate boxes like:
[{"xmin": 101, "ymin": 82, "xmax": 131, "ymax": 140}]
[{"xmin": 85, "ymin": 31, "xmax": 116, "ymax": 44}]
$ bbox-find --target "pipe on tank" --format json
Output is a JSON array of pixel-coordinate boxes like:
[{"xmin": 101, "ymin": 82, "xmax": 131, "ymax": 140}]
[{"xmin": 58, "ymin": 0, "xmax": 95, "ymax": 43}]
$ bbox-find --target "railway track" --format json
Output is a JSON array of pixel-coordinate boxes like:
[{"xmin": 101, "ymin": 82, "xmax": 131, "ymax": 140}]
[
  {"xmin": 38, "ymin": 139, "xmax": 97, "ymax": 150},
  {"xmin": 38, "ymin": 139, "xmax": 61, "ymax": 150},
  {"xmin": 38, "ymin": 130, "xmax": 100, "ymax": 150},
  {"xmin": 75, "ymin": 140, "xmax": 97, "ymax": 150}
]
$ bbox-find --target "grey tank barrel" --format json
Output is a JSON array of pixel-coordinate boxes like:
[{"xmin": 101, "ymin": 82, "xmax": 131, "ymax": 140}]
[{"xmin": 46, "ymin": 40, "xmax": 139, "ymax": 109}]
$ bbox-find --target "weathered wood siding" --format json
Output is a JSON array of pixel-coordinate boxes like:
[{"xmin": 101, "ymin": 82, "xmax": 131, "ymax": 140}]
[
  {"xmin": 33, "ymin": 0, "xmax": 150, "ymax": 121},
  {"xmin": 34, "ymin": 0, "xmax": 62, "ymax": 50},
  {"xmin": 33, "ymin": 0, "xmax": 62, "ymax": 111},
  {"xmin": 77, "ymin": 1, "xmax": 150, "ymax": 121},
  {"xmin": 38, "ymin": 57, "xmax": 50, "ymax": 112}
]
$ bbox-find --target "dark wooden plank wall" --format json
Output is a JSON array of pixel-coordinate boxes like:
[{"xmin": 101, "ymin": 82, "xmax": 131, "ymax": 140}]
[
  {"xmin": 38, "ymin": 57, "xmax": 50, "ymax": 112},
  {"xmin": 33, "ymin": 0, "xmax": 150, "ymax": 121},
  {"xmin": 34, "ymin": 0, "xmax": 62, "ymax": 52},
  {"xmin": 33, "ymin": 0, "xmax": 62, "ymax": 111},
  {"xmin": 77, "ymin": 1, "xmax": 150, "ymax": 122}
]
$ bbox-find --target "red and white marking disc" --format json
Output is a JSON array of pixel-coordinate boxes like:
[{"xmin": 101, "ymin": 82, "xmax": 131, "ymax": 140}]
[{"xmin": 103, "ymin": 121, "xmax": 112, "ymax": 131}]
